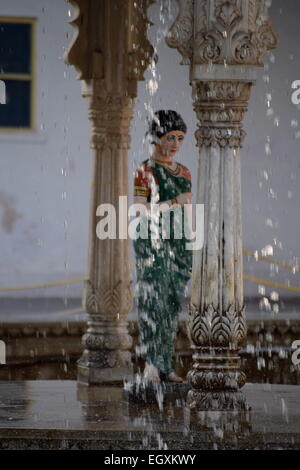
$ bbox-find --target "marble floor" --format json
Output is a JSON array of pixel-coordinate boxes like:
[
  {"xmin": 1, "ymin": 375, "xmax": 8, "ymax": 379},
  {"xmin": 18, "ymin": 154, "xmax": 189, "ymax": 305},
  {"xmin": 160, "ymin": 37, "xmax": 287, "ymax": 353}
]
[{"xmin": 0, "ymin": 380, "xmax": 299, "ymax": 449}]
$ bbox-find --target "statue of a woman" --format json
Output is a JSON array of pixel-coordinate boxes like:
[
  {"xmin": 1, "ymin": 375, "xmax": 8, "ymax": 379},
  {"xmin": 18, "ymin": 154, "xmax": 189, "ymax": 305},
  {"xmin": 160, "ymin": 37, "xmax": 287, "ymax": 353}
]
[{"xmin": 133, "ymin": 110, "xmax": 193, "ymax": 383}]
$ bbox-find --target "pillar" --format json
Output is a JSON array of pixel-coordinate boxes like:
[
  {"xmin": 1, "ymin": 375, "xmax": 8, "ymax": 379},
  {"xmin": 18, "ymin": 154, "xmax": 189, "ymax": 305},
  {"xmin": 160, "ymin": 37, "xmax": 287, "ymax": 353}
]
[
  {"xmin": 166, "ymin": 0, "xmax": 278, "ymax": 409},
  {"xmin": 65, "ymin": 0, "xmax": 155, "ymax": 384}
]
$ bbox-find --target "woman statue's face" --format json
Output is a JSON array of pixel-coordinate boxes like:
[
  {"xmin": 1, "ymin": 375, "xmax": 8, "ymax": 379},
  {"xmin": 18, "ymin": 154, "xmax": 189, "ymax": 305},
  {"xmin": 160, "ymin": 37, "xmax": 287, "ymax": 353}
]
[{"xmin": 156, "ymin": 130, "xmax": 185, "ymax": 157}]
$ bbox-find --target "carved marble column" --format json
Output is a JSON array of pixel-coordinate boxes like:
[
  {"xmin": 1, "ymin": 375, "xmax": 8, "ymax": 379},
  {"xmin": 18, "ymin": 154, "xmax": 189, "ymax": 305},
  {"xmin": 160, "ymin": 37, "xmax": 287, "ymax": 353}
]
[
  {"xmin": 167, "ymin": 0, "xmax": 278, "ymax": 409},
  {"xmin": 65, "ymin": 0, "xmax": 155, "ymax": 384}
]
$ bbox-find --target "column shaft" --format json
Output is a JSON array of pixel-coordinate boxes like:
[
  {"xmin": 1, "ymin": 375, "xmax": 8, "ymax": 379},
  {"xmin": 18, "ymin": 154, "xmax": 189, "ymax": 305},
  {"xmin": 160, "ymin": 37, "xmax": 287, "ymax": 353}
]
[{"xmin": 187, "ymin": 80, "xmax": 250, "ymax": 409}]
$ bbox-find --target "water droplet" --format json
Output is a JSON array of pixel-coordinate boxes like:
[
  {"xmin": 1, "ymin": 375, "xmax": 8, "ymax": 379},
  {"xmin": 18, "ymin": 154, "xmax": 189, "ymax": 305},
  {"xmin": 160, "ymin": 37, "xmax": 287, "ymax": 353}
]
[
  {"xmin": 266, "ymin": 92, "xmax": 272, "ymax": 102},
  {"xmin": 258, "ymin": 285, "xmax": 265, "ymax": 295},
  {"xmin": 291, "ymin": 119, "xmax": 298, "ymax": 128},
  {"xmin": 262, "ymin": 245, "xmax": 273, "ymax": 256},
  {"xmin": 257, "ymin": 357, "xmax": 266, "ymax": 369},
  {"xmin": 294, "ymin": 130, "xmax": 300, "ymax": 139},
  {"xmin": 281, "ymin": 398, "xmax": 289, "ymax": 423},
  {"xmin": 273, "ymin": 303, "xmax": 279, "ymax": 313},
  {"xmin": 270, "ymin": 291, "xmax": 279, "ymax": 301},
  {"xmin": 265, "ymin": 218, "xmax": 273, "ymax": 227},
  {"xmin": 265, "ymin": 142, "xmax": 271, "ymax": 155},
  {"xmin": 268, "ymin": 187, "xmax": 277, "ymax": 199},
  {"xmin": 147, "ymin": 78, "xmax": 158, "ymax": 95}
]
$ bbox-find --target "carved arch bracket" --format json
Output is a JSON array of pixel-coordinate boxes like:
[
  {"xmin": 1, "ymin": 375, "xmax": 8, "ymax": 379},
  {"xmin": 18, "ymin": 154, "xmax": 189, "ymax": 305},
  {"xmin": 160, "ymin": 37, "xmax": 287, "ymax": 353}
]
[{"xmin": 64, "ymin": 0, "xmax": 156, "ymax": 95}]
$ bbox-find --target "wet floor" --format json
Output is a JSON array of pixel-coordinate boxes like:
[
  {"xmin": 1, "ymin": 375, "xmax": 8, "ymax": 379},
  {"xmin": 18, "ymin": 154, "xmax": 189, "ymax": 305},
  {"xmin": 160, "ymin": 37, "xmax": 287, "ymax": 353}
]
[{"xmin": 0, "ymin": 380, "xmax": 299, "ymax": 449}]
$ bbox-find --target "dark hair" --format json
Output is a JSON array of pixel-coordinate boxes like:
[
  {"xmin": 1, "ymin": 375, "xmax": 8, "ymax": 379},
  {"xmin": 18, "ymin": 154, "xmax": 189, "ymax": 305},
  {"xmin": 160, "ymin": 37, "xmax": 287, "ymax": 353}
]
[{"xmin": 146, "ymin": 110, "xmax": 187, "ymax": 143}]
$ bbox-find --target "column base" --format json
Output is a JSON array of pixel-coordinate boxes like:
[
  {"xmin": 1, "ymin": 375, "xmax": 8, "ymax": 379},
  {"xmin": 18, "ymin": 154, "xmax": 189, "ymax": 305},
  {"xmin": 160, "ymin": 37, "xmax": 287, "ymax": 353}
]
[
  {"xmin": 77, "ymin": 350, "xmax": 133, "ymax": 385},
  {"xmin": 187, "ymin": 389, "xmax": 250, "ymax": 411}
]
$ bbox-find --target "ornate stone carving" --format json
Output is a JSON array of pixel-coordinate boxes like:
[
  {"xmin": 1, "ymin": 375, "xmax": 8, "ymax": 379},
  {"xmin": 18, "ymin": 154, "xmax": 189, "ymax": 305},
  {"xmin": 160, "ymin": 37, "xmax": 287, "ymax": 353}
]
[
  {"xmin": 189, "ymin": 303, "xmax": 247, "ymax": 348},
  {"xmin": 187, "ymin": 389, "xmax": 248, "ymax": 410},
  {"xmin": 84, "ymin": 279, "xmax": 134, "ymax": 320},
  {"xmin": 64, "ymin": 0, "xmax": 104, "ymax": 80},
  {"xmin": 166, "ymin": 0, "xmax": 194, "ymax": 64},
  {"xmin": 188, "ymin": 369, "xmax": 247, "ymax": 390},
  {"xmin": 65, "ymin": 0, "xmax": 155, "ymax": 91},
  {"xmin": 166, "ymin": 0, "xmax": 279, "ymax": 66},
  {"xmin": 64, "ymin": 0, "xmax": 156, "ymax": 383},
  {"xmin": 195, "ymin": 127, "xmax": 246, "ymax": 148},
  {"xmin": 192, "ymin": 80, "xmax": 252, "ymax": 148},
  {"xmin": 193, "ymin": 80, "xmax": 251, "ymax": 101},
  {"xmin": 127, "ymin": 0, "xmax": 157, "ymax": 80},
  {"xmin": 87, "ymin": 89, "xmax": 135, "ymax": 149},
  {"xmin": 78, "ymin": 349, "xmax": 132, "ymax": 370},
  {"xmin": 84, "ymin": 280, "xmax": 121, "ymax": 317},
  {"xmin": 168, "ymin": 11, "xmax": 269, "ymax": 404}
]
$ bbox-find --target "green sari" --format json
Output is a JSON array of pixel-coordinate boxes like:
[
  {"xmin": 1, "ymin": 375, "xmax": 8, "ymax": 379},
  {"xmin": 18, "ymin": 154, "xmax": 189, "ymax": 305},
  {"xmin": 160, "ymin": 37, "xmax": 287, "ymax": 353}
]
[{"xmin": 133, "ymin": 158, "xmax": 192, "ymax": 375}]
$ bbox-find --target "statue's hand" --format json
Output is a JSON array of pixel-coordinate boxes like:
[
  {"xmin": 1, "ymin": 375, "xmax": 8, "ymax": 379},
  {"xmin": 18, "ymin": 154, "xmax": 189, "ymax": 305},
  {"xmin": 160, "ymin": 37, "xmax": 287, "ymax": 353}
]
[{"xmin": 176, "ymin": 192, "xmax": 192, "ymax": 206}]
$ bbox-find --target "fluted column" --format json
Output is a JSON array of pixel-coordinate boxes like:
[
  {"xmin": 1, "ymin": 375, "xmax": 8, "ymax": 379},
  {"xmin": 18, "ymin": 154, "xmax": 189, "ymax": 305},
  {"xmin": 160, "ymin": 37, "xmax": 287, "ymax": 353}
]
[
  {"xmin": 166, "ymin": 0, "xmax": 279, "ymax": 409},
  {"xmin": 77, "ymin": 84, "xmax": 135, "ymax": 383},
  {"xmin": 65, "ymin": 0, "xmax": 155, "ymax": 384},
  {"xmin": 187, "ymin": 80, "xmax": 250, "ymax": 409}
]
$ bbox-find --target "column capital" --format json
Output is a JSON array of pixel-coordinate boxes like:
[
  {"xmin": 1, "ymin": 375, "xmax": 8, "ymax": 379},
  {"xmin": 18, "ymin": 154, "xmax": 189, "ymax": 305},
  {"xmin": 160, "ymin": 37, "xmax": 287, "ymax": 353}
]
[
  {"xmin": 82, "ymin": 81, "xmax": 135, "ymax": 150},
  {"xmin": 192, "ymin": 79, "xmax": 252, "ymax": 148},
  {"xmin": 167, "ymin": 0, "xmax": 279, "ymax": 68}
]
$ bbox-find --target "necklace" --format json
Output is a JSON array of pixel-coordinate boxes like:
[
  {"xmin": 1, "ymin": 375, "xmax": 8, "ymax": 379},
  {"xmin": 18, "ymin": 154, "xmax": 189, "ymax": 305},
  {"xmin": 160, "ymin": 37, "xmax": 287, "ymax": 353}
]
[
  {"xmin": 150, "ymin": 157, "xmax": 180, "ymax": 175},
  {"xmin": 151, "ymin": 157, "xmax": 172, "ymax": 165}
]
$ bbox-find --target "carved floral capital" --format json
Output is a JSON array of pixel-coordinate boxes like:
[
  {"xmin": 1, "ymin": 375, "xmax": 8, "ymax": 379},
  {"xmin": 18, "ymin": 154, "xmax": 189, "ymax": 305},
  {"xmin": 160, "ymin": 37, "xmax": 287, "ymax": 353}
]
[
  {"xmin": 192, "ymin": 79, "xmax": 252, "ymax": 147},
  {"xmin": 167, "ymin": 0, "xmax": 279, "ymax": 66},
  {"xmin": 188, "ymin": 302, "xmax": 247, "ymax": 348}
]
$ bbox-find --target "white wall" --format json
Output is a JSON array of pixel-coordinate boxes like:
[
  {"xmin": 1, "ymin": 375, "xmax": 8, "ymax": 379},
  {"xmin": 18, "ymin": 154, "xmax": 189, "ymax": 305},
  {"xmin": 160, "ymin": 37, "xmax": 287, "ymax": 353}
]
[
  {"xmin": 0, "ymin": 0, "xmax": 299, "ymax": 303},
  {"xmin": 0, "ymin": 0, "xmax": 91, "ymax": 298}
]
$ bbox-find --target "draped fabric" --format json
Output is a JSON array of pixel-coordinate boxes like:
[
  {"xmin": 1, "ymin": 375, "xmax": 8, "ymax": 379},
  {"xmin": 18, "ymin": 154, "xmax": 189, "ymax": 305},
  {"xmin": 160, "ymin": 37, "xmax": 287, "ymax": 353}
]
[{"xmin": 133, "ymin": 158, "xmax": 192, "ymax": 374}]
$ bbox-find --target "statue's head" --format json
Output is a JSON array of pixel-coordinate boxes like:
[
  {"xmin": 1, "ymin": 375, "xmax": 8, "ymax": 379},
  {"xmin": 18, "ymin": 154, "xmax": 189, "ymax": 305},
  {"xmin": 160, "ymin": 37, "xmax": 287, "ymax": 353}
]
[{"xmin": 146, "ymin": 109, "xmax": 187, "ymax": 157}]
